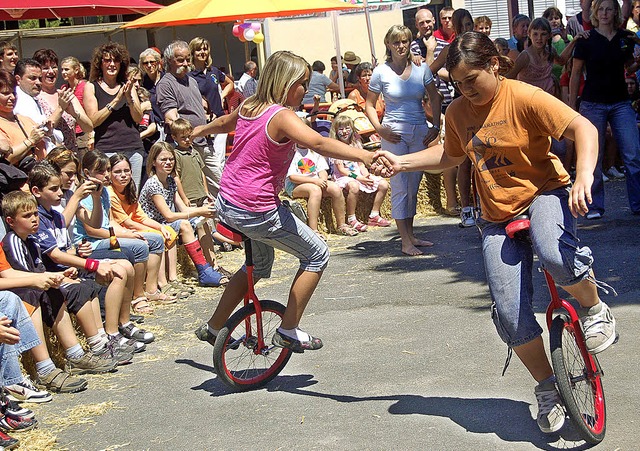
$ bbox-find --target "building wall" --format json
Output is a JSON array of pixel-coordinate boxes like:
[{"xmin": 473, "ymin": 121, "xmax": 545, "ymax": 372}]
[{"xmin": 265, "ymin": 7, "xmax": 403, "ymax": 69}]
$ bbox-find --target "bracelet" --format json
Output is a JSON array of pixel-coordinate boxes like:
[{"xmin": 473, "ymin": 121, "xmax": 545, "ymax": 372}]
[
  {"xmin": 349, "ymin": 172, "xmax": 358, "ymax": 179},
  {"xmin": 106, "ymin": 104, "xmax": 114, "ymax": 112},
  {"xmin": 84, "ymin": 259, "xmax": 99, "ymax": 272}
]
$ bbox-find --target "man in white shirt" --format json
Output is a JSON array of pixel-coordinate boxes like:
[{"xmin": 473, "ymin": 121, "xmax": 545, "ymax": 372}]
[
  {"xmin": 237, "ymin": 61, "xmax": 258, "ymax": 98},
  {"xmin": 13, "ymin": 58, "xmax": 62, "ymax": 151}
]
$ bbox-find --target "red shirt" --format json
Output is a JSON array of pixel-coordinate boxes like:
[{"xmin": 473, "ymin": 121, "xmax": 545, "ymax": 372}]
[{"xmin": 433, "ymin": 29, "xmax": 455, "ymax": 43}]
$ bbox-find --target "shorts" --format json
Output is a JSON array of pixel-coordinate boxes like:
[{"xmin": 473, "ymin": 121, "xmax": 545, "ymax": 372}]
[
  {"xmin": 10, "ymin": 287, "xmax": 65, "ymax": 328},
  {"xmin": 58, "ymin": 279, "xmax": 102, "ymax": 315}
]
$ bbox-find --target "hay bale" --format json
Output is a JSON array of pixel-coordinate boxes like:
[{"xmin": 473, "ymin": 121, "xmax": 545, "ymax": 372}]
[{"xmin": 286, "ymin": 172, "xmax": 446, "ymax": 233}]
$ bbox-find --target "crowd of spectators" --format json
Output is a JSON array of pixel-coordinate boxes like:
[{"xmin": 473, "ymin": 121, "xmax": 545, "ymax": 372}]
[{"xmin": 0, "ymin": 0, "xmax": 639, "ymax": 445}]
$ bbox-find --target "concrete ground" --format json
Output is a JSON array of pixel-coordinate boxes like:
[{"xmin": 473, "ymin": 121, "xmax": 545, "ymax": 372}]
[{"xmin": 24, "ymin": 179, "xmax": 639, "ymax": 451}]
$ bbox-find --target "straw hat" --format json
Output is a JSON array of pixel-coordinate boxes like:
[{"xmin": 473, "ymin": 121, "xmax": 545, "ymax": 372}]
[{"xmin": 343, "ymin": 51, "xmax": 361, "ymax": 65}]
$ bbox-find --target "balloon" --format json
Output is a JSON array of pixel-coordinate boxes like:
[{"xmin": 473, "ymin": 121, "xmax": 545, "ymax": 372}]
[
  {"xmin": 238, "ymin": 33, "xmax": 247, "ymax": 43},
  {"xmin": 243, "ymin": 28, "xmax": 255, "ymax": 41},
  {"xmin": 250, "ymin": 22, "xmax": 261, "ymax": 32},
  {"xmin": 232, "ymin": 24, "xmax": 241, "ymax": 37},
  {"xmin": 252, "ymin": 32, "xmax": 265, "ymax": 44},
  {"xmin": 239, "ymin": 22, "xmax": 251, "ymax": 30}
]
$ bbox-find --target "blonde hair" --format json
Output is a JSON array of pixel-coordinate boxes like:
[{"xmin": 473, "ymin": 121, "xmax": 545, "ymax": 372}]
[
  {"xmin": 147, "ymin": 141, "xmax": 176, "ymax": 176},
  {"xmin": 591, "ymin": 0, "xmax": 623, "ymax": 28},
  {"xmin": 170, "ymin": 117, "xmax": 193, "ymax": 137},
  {"xmin": 2, "ymin": 191, "xmax": 37, "ymax": 219},
  {"xmin": 61, "ymin": 56, "xmax": 86, "ymax": 79},
  {"xmin": 329, "ymin": 115, "xmax": 362, "ymax": 147},
  {"xmin": 189, "ymin": 37, "xmax": 212, "ymax": 68},
  {"xmin": 243, "ymin": 50, "xmax": 310, "ymax": 115},
  {"xmin": 384, "ymin": 25, "xmax": 413, "ymax": 63}
]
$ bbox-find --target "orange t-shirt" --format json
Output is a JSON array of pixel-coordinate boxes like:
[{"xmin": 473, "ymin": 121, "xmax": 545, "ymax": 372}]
[
  {"xmin": 0, "ymin": 246, "xmax": 11, "ymax": 272},
  {"xmin": 444, "ymin": 78, "xmax": 576, "ymax": 223},
  {"xmin": 0, "ymin": 114, "xmax": 46, "ymax": 161},
  {"xmin": 348, "ymin": 89, "xmax": 385, "ymax": 121},
  {"xmin": 107, "ymin": 186, "xmax": 149, "ymax": 226}
]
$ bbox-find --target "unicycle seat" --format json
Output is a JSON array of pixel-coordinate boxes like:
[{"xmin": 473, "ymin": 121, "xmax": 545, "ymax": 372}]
[
  {"xmin": 216, "ymin": 222, "xmax": 247, "ymax": 243},
  {"xmin": 506, "ymin": 214, "xmax": 531, "ymax": 239}
]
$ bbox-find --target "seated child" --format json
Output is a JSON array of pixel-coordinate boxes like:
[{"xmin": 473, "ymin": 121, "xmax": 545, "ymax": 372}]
[
  {"xmin": 285, "ymin": 120, "xmax": 356, "ymax": 238},
  {"xmin": 1, "ymin": 192, "xmax": 115, "ymax": 394},
  {"xmin": 0, "ymin": 290, "xmax": 40, "ymax": 446},
  {"xmin": 73, "ymin": 151, "xmax": 164, "ymax": 334},
  {"xmin": 139, "ymin": 142, "xmax": 228, "ymax": 287},
  {"xmin": 29, "ymin": 162, "xmax": 150, "ymax": 356},
  {"xmin": 329, "ymin": 115, "xmax": 391, "ymax": 230}
]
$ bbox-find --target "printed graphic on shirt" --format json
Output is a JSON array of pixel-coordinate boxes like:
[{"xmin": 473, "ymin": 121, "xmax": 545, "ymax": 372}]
[{"xmin": 297, "ymin": 158, "xmax": 317, "ymax": 174}]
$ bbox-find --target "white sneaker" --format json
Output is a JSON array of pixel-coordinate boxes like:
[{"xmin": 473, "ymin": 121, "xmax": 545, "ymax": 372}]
[
  {"xmin": 5, "ymin": 377, "xmax": 52, "ymax": 403},
  {"xmin": 580, "ymin": 301, "xmax": 617, "ymax": 354},
  {"xmin": 459, "ymin": 207, "xmax": 475, "ymax": 228},
  {"xmin": 534, "ymin": 382, "xmax": 565, "ymax": 433}
]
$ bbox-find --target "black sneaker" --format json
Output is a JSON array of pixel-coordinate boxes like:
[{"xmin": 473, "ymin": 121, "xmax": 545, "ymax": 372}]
[
  {"xmin": 119, "ymin": 323, "xmax": 155, "ymax": 344},
  {"xmin": 194, "ymin": 324, "xmax": 216, "ymax": 346},
  {"xmin": 272, "ymin": 329, "xmax": 323, "ymax": 353},
  {"xmin": 0, "ymin": 391, "xmax": 35, "ymax": 419},
  {"xmin": 0, "ymin": 429, "xmax": 19, "ymax": 449},
  {"xmin": 0, "ymin": 413, "xmax": 38, "ymax": 432}
]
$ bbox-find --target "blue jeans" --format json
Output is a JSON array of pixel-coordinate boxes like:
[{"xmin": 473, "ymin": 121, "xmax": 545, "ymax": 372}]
[
  {"xmin": 216, "ymin": 196, "xmax": 329, "ymax": 279},
  {"xmin": 479, "ymin": 187, "xmax": 594, "ymax": 347},
  {"xmin": 381, "ymin": 122, "xmax": 429, "ymax": 219},
  {"xmin": 0, "ymin": 291, "xmax": 41, "ymax": 386},
  {"xmin": 579, "ymin": 100, "xmax": 640, "ymax": 214},
  {"xmin": 93, "ymin": 236, "xmax": 159, "ymax": 263}
]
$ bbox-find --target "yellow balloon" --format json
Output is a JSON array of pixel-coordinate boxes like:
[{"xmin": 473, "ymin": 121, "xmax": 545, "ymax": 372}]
[{"xmin": 253, "ymin": 31, "xmax": 265, "ymax": 44}]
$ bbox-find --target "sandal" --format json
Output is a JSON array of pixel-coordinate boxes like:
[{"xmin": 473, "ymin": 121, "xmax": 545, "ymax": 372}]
[
  {"xmin": 214, "ymin": 266, "xmax": 235, "ymax": 280},
  {"xmin": 145, "ymin": 290, "xmax": 177, "ymax": 305},
  {"xmin": 348, "ymin": 219, "xmax": 368, "ymax": 232},
  {"xmin": 35, "ymin": 368, "xmax": 88, "ymax": 394},
  {"xmin": 337, "ymin": 224, "xmax": 359, "ymax": 236},
  {"xmin": 169, "ymin": 280, "xmax": 195, "ymax": 294},
  {"xmin": 131, "ymin": 296, "xmax": 154, "ymax": 315},
  {"xmin": 314, "ymin": 230, "xmax": 327, "ymax": 242},
  {"xmin": 159, "ymin": 283, "xmax": 189, "ymax": 299}
]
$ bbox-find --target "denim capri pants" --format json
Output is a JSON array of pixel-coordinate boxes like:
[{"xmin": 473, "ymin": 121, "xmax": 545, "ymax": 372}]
[
  {"xmin": 215, "ymin": 196, "xmax": 329, "ymax": 279},
  {"xmin": 0, "ymin": 291, "xmax": 41, "ymax": 386},
  {"xmin": 92, "ymin": 232, "xmax": 163, "ymax": 263},
  {"xmin": 479, "ymin": 187, "xmax": 594, "ymax": 348}
]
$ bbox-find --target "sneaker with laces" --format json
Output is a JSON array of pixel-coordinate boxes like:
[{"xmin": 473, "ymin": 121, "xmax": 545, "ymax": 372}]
[
  {"xmin": 110, "ymin": 333, "xmax": 146, "ymax": 353},
  {"xmin": 65, "ymin": 352, "xmax": 118, "ymax": 375},
  {"xmin": 272, "ymin": 329, "xmax": 323, "ymax": 353},
  {"xmin": 460, "ymin": 207, "xmax": 476, "ymax": 228},
  {"xmin": 348, "ymin": 219, "xmax": 368, "ymax": 232},
  {"xmin": 4, "ymin": 378, "xmax": 52, "ymax": 404},
  {"xmin": 0, "ymin": 429, "xmax": 19, "ymax": 449},
  {"xmin": 580, "ymin": 301, "xmax": 617, "ymax": 354},
  {"xmin": 0, "ymin": 391, "xmax": 35, "ymax": 419},
  {"xmin": 94, "ymin": 338, "xmax": 133, "ymax": 366},
  {"xmin": 0, "ymin": 413, "xmax": 38, "ymax": 432},
  {"xmin": 367, "ymin": 215, "xmax": 392, "ymax": 227},
  {"xmin": 118, "ymin": 323, "xmax": 155, "ymax": 344},
  {"xmin": 534, "ymin": 383, "xmax": 565, "ymax": 433}
]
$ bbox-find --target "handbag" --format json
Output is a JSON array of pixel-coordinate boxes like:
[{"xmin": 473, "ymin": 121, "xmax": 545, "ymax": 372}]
[{"xmin": 0, "ymin": 158, "xmax": 28, "ymax": 194}]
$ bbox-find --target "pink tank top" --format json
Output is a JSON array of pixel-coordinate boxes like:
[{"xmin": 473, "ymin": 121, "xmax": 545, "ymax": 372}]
[
  {"xmin": 219, "ymin": 104, "xmax": 295, "ymax": 212},
  {"xmin": 517, "ymin": 52, "xmax": 555, "ymax": 95}
]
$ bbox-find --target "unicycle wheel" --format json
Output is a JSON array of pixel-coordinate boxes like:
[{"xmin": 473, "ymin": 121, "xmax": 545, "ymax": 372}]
[
  {"xmin": 213, "ymin": 300, "xmax": 292, "ymax": 391},
  {"xmin": 550, "ymin": 315, "xmax": 606, "ymax": 444}
]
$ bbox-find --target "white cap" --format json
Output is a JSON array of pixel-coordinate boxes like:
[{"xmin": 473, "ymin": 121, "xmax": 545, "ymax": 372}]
[{"xmin": 566, "ymin": 8, "xmax": 578, "ymax": 17}]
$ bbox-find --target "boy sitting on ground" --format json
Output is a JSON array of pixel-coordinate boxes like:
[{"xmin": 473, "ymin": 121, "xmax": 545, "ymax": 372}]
[
  {"xmin": 29, "ymin": 162, "xmax": 146, "ymax": 359},
  {"xmin": 1, "ymin": 191, "xmax": 118, "ymax": 394}
]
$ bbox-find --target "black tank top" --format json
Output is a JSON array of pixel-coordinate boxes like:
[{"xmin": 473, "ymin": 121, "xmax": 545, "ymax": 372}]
[{"xmin": 92, "ymin": 81, "xmax": 143, "ymax": 152}]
